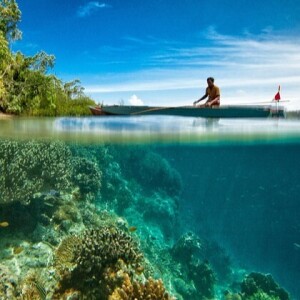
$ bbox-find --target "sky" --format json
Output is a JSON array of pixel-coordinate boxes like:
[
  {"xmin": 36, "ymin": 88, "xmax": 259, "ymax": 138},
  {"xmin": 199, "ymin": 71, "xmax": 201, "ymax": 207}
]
[{"xmin": 14, "ymin": 0, "xmax": 300, "ymax": 110}]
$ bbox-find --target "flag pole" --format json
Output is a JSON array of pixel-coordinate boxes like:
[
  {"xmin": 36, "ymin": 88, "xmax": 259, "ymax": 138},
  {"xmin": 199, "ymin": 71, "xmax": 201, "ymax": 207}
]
[{"xmin": 277, "ymin": 85, "xmax": 280, "ymax": 113}]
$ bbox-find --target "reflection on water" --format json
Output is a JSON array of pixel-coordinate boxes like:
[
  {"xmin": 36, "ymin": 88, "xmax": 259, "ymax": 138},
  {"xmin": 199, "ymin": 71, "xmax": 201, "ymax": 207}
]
[{"xmin": 1, "ymin": 116, "xmax": 300, "ymax": 144}]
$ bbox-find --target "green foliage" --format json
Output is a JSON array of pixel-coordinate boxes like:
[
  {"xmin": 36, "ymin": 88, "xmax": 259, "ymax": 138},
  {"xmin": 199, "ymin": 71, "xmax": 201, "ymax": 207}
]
[
  {"xmin": 0, "ymin": 0, "xmax": 96, "ymax": 116},
  {"xmin": 0, "ymin": 0, "xmax": 22, "ymax": 41},
  {"xmin": 0, "ymin": 31, "xmax": 11, "ymax": 68}
]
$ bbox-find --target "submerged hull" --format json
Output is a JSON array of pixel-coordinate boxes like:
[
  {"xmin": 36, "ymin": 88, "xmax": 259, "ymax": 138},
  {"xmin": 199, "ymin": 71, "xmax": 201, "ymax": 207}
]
[{"xmin": 90, "ymin": 105, "xmax": 285, "ymax": 118}]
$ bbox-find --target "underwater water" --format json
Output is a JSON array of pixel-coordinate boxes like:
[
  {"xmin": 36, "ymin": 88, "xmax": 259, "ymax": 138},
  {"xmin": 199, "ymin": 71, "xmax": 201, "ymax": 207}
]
[{"xmin": 0, "ymin": 116, "xmax": 300, "ymax": 300}]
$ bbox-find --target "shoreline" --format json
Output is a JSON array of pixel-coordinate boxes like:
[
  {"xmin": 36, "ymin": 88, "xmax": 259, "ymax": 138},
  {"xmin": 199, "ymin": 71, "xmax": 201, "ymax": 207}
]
[{"xmin": 0, "ymin": 112, "xmax": 14, "ymax": 119}]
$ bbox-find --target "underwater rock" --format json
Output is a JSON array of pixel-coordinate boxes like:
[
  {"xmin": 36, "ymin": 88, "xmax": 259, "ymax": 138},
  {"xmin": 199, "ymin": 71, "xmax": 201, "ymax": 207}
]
[
  {"xmin": 202, "ymin": 240, "xmax": 233, "ymax": 282},
  {"xmin": 111, "ymin": 147, "xmax": 183, "ymax": 197},
  {"xmin": 241, "ymin": 272, "xmax": 290, "ymax": 300},
  {"xmin": 140, "ymin": 192, "xmax": 179, "ymax": 238},
  {"xmin": 189, "ymin": 260, "xmax": 216, "ymax": 299},
  {"xmin": 171, "ymin": 231, "xmax": 202, "ymax": 265},
  {"xmin": 173, "ymin": 277, "xmax": 198, "ymax": 300}
]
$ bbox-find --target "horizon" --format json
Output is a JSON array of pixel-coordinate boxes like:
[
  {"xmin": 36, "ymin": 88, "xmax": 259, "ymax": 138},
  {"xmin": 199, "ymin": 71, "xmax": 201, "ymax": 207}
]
[{"xmin": 14, "ymin": 0, "xmax": 300, "ymax": 110}]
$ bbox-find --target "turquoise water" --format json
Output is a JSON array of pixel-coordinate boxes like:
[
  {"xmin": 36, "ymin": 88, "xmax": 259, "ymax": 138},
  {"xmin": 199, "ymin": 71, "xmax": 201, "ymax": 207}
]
[{"xmin": 0, "ymin": 116, "xmax": 300, "ymax": 299}]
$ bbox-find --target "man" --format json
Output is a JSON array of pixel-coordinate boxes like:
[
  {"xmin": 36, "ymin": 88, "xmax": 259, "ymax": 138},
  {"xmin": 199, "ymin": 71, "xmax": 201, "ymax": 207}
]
[{"xmin": 193, "ymin": 77, "xmax": 220, "ymax": 107}]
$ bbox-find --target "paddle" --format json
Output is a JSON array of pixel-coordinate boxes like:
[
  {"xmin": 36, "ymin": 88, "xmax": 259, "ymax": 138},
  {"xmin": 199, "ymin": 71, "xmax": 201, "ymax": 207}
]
[{"xmin": 130, "ymin": 106, "xmax": 183, "ymax": 115}]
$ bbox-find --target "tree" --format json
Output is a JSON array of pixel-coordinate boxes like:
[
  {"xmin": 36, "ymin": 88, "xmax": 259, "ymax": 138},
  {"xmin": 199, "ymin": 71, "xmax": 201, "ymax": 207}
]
[
  {"xmin": 63, "ymin": 79, "xmax": 85, "ymax": 99},
  {"xmin": 30, "ymin": 51, "xmax": 55, "ymax": 73},
  {"xmin": 0, "ymin": 0, "xmax": 22, "ymax": 42},
  {"xmin": 0, "ymin": 31, "xmax": 11, "ymax": 110},
  {"xmin": 0, "ymin": 0, "xmax": 95, "ymax": 115}
]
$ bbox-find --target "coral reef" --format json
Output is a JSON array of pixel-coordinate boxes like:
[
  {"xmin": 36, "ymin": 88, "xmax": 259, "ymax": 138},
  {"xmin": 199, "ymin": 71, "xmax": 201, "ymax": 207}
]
[
  {"xmin": 135, "ymin": 192, "xmax": 178, "ymax": 238},
  {"xmin": 71, "ymin": 156, "xmax": 102, "ymax": 197},
  {"xmin": 109, "ymin": 273, "xmax": 174, "ymax": 300},
  {"xmin": 0, "ymin": 140, "xmax": 103, "ymax": 206},
  {"xmin": 0, "ymin": 264, "xmax": 19, "ymax": 300},
  {"xmin": 74, "ymin": 226, "xmax": 143, "ymax": 275},
  {"xmin": 0, "ymin": 141, "xmax": 294, "ymax": 300},
  {"xmin": 0, "ymin": 140, "xmax": 73, "ymax": 205},
  {"xmin": 169, "ymin": 232, "xmax": 218, "ymax": 299},
  {"xmin": 111, "ymin": 146, "xmax": 182, "ymax": 197},
  {"xmin": 53, "ymin": 225, "xmax": 149, "ymax": 299},
  {"xmin": 54, "ymin": 235, "xmax": 81, "ymax": 273},
  {"xmin": 171, "ymin": 232, "xmax": 202, "ymax": 264},
  {"xmin": 19, "ymin": 271, "xmax": 48, "ymax": 300},
  {"xmin": 202, "ymin": 240, "xmax": 232, "ymax": 283},
  {"xmin": 240, "ymin": 272, "xmax": 290, "ymax": 300},
  {"xmin": 189, "ymin": 260, "xmax": 216, "ymax": 299}
]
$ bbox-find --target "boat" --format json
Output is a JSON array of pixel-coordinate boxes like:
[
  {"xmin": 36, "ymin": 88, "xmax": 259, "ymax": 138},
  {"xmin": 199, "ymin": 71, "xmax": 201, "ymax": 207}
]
[{"xmin": 89, "ymin": 104, "xmax": 285, "ymax": 118}]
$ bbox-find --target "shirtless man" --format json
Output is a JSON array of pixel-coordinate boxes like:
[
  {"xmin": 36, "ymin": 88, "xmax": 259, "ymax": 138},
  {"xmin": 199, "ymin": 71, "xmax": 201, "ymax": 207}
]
[{"xmin": 193, "ymin": 77, "xmax": 220, "ymax": 107}]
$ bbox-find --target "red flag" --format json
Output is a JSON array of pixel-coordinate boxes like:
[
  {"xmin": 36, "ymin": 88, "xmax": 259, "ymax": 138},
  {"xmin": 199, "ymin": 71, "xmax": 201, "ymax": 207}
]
[
  {"xmin": 274, "ymin": 85, "xmax": 281, "ymax": 101},
  {"xmin": 274, "ymin": 92, "xmax": 280, "ymax": 101}
]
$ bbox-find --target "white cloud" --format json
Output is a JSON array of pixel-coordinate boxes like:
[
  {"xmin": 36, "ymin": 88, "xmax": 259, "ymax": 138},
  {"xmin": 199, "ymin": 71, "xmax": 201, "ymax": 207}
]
[
  {"xmin": 77, "ymin": 2, "xmax": 111, "ymax": 18},
  {"xmin": 128, "ymin": 94, "xmax": 144, "ymax": 106},
  {"xmin": 81, "ymin": 30, "xmax": 300, "ymax": 110}
]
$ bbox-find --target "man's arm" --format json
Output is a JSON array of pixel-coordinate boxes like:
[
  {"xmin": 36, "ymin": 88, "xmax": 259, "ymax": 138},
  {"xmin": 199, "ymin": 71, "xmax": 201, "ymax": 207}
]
[{"xmin": 193, "ymin": 94, "xmax": 207, "ymax": 105}]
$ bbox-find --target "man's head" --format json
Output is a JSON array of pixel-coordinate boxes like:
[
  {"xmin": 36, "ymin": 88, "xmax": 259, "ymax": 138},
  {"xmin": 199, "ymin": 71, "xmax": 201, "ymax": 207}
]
[{"xmin": 207, "ymin": 77, "xmax": 214, "ymax": 87}]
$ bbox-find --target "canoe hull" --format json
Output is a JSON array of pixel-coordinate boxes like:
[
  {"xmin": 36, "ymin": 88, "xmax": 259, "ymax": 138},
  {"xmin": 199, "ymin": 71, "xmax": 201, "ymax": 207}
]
[{"xmin": 90, "ymin": 105, "xmax": 285, "ymax": 118}]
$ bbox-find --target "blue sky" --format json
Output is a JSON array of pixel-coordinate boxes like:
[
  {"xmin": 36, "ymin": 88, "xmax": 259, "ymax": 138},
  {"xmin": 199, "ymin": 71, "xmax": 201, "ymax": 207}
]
[{"xmin": 14, "ymin": 0, "xmax": 300, "ymax": 109}]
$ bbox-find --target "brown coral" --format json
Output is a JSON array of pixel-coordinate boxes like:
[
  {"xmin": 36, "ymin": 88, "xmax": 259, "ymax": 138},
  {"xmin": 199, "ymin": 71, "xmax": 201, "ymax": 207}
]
[
  {"xmin": 109, "ymin": 273, "xmax": 174, "ymax": 300},
  {"xmin": 75, "ymin": 226, "xmax": 143, "ymax": 276},
  {"xmin": 20, "ymin": 271, "xmax": 48, "ymax": 300},
  {"xmin": 53, "ymin": 226, "xmax": 144, "ymax": 299},
  {"xmin": 55, "ymin": 235, "xmax": 81, "ymax": 274},
  {"xmin": 0, "ymin": 264, "xmax": 19, "ymax": 300}
]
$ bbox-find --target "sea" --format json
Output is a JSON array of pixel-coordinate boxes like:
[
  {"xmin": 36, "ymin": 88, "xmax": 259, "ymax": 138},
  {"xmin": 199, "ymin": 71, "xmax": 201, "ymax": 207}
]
[{"xmin": 0, "ymin": 115, "xmax": 300, "ymax": 300}]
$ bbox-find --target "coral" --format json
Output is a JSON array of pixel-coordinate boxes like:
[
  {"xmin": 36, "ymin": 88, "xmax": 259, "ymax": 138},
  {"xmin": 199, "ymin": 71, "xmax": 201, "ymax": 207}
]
[
  {"xmin": 224, "ymin": 291, "xmax": 243, "ymax": 300},
  {"xmin": 241, "ymin": 272, "xmax": 290, "ymax": 300},
  {"xmin": 20, "ymin": 271, "xmax": 47, "ymax": 300},
  {"xmin": 201, "ymin": 240, "xmax": 232, "ymax": 282},
  {"xmin": 53, "ymin": 200, "xmax": 81, "ymax": 225},
  {"xmin": 173, "ymin": 277, "xmax": 197, "ymax": 300},
  {"xmin": 189, "ymin": 260, "xmax": 216, "ymax": 299},
  {"xmin": 71, "ymin": 156, "xmax": 101, "ymax": 197},
  {"xmin": 109, "ymin": 273, "xmax": 174, "ymax": 300},
  {"xmin": 0, "ymin": 140, "xmax": 105, "ymax": 206},
  {"xmin": 171, "ymin": 232, "xmax": 202, "ymax": 265},
  {"xmin": 54, "ymin": 226, "xmax": 144, "ymax": 298},
  {"xmin": 0, "ymin": 264, "xmax": 19, "ymax": 300},
  {"xmin": 0, "ymin": 140, "xmax": 73, "ymax": 205},
  {"xmin": 111, "ymin": 147, "xmax": 182, "ymax": 197},
  {"xmin": 74, "ymin": 226, "xmax": 143, "ymax": 276},
  {"xmin": 140, "ymin": 192, "xmax": 178, "ymax": 237},
  {"xmin": 247, "ymin": 291, "xmax": 280, "ymax": 300},
  {"xmin": 55, "ymin": 235, "xmax": 81, "ymax": 274},
  {"xmin": 137, "ymin": 151, "xmax": 182, "ymax": 197}
]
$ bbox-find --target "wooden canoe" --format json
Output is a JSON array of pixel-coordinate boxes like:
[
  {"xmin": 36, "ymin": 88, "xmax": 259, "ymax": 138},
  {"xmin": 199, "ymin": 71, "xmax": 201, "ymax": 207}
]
[{"xmin": 89, "ymin": 105, "xmax": 285, "ymax": 118}]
